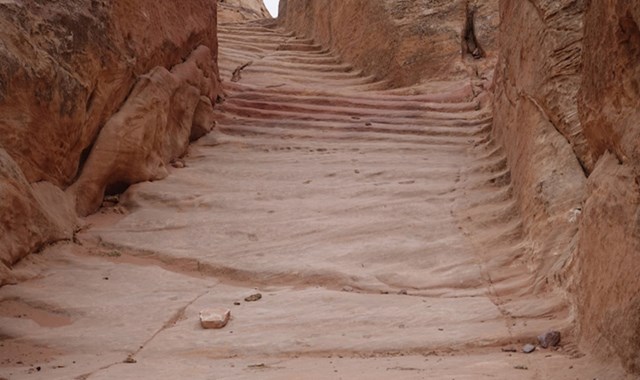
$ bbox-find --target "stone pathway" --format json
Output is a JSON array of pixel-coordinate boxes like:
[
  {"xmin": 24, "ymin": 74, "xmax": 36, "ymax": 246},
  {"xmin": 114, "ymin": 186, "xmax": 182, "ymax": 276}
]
[{"xmin": 0, "ymin": 19, "xmax": 630, "ymax": 380}]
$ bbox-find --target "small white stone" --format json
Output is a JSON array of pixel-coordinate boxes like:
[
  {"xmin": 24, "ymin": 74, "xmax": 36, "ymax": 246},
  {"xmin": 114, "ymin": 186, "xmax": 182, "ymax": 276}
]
[{"xmin": 199, "ymin": 308, "xmax": 231, "ymax": 329}]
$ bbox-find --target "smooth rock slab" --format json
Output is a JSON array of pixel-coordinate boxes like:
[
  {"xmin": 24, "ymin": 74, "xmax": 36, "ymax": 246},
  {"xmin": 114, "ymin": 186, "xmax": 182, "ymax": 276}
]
[{"xmin": 199, "ymin": 308, "xmax": 231, "ymax": 329}]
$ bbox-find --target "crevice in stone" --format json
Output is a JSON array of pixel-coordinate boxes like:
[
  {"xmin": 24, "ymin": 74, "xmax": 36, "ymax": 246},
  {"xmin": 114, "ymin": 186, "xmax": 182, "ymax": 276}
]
[
  {"xmin": 73, "ymin": 141, "xmax": 95, "ymax": 183},
  {"xmin": 519, "ymin": 92, "xmax": 589, "ymax": 177},
  {"xmin": 133, "ymin": 290, "xmax": 210, "ymax": 356},
  {"xmin": 462, "ymin": 3, "xmax": 484, "ymax": 59}
]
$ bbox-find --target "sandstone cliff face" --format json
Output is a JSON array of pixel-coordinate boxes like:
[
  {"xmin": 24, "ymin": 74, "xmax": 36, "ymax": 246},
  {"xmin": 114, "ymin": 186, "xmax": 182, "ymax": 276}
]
[
  {"xmin": 70, "ymin": 46, "xmax": 220, "ymax": 216},
  {"xmin": 0, "ymin": 149, "xmax": 76, "ymax": 285},
  {"xmin": 218, "ymin": 0, "xmax": 271, "ymax": 23},
  {"xmin": 493, "ymin": 0, "xmax": 640, "ymax": 374},
  {"xmin": 0, "ymin": 1, "xmax": 221, "ymax": 278},
  {"xmin": 0, "ymin": 0, "xmax": 219, "ymax": 186},
  {"xmin": 492, "ymin": 0, "xmax": 587, "ymax": 292},
  {"xmin": 279, "ymin": 0, "xmax": 639, "ymax": 374},
  {"xmin": 1, "ymin": 0, "xmax": 637, "ymax": 374},
  {"xmin": 279, "ymin": 0, "xmax": 499, "ymax": 87},
  {"xmin": 575, "ymin": 2, "xmax": 640, "ymax": 373}
]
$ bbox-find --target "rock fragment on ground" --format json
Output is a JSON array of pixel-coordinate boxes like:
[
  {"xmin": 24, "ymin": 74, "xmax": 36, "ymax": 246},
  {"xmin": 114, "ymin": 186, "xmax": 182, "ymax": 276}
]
[
  {"xmin": 522, "ymin": 344, "xmax": 536, "ymax": 354},
  {"xmin": 123, "ymin": 355, "xmax": 137, "ymax": 364},
  {"xmin": 244, "ymin": 293, "xmax": 262, "ymax": 302},
  {"xmin": 538, "ymin": 330, "xmax": 561, "ymax": 348},
  {"xmin": 200, "ymin": 308, "xmax": 231, "ymax": 329}
]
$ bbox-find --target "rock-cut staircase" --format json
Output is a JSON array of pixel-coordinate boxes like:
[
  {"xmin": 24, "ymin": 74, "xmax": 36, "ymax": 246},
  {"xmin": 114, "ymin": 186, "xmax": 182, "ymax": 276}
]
[{"xmin": 1, "ymin": 19, "xmax": 618, "ymax": 380}]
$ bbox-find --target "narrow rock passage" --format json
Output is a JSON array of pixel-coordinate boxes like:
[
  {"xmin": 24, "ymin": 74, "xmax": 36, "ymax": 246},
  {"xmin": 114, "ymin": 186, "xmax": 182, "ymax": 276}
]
[{"xmin": 0, "ymin": 19, "xmax": 629, "ymax": 380}]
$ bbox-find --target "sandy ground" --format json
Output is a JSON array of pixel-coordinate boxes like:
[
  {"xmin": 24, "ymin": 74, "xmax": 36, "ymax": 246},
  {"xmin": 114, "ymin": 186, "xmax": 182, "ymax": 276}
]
[{"xmin": 0, "ymin": 20, "xmax": 632, "ymax": 379}]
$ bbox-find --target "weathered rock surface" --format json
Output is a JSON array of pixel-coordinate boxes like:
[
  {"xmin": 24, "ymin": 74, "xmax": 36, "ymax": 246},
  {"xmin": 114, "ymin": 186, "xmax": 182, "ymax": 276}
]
[
  {"xmin": 579, "ymin": 2, "xmax": 640, "ymax": 168},
  {"xmin": 0, "ymin": 0, "xmax": 221, "ymax": 278},
  {"xmin": 493, "ymin": 0, "xmax": 640, "ymax": 374},
  {"xmin": 538, "ymin": 330, "xmax": 561, "ymax": 349},
  {"xmin": 199, "ymin": 308, "xmax": 231, "ymax": 329},
  {"xmin": 0, "ymin": 0, "xmax": 637, "ymax": 377},
  {"xmin": 0, "ymin": 150, "xmax": 76, "ymax": 284},
  {"xmin": 491, "ymin": 0, "xmax": 587, "ymax": 294},
  {"xmin": 69, "ymin": 46, "xmax": 220, "ymax": 216},
  {"xmin": 576, "ymin": 155, "xmax": 640, "ymax": 373},
  {"xmin": 218, "ymin": 0, "xmax": 271, "ymax": 23},
  {"xmin": 574, "ymin": 4, "xmax": 640, "ymax": 369},
  {"xmin": 279, "ymin": 0, "xmax": 499, "ymax": 86},
  {"xmin": 0, "ymin": 0, "xmax": 219, "ymax": 186},
  {"xmin": 6, "ymin": 22, "xmax": 627, "ymax": 378},
  {"xmin": 278, "ymin": 0, "xmax": 639, "ymax": 375}
]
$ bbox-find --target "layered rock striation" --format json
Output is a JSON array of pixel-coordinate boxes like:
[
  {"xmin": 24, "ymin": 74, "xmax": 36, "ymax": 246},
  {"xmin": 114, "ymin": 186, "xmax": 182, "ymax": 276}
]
[
  {"xmin": 218, "ymin": 0, "xmax": 272, "ymax": 22},
  {"xmin": 280, "ymin": 0, "xmax": 640, "ymax": 374},
  {"xmin": 0, "ymin": 0, "xmax": 221, "ymax": 282},
  {"xmin": 279, "ymin": 0, "xmax": 499, "ymax": 86},
  {"xmin": 1, "ymin": 0, "xmax": 638, "ymax": 375},
  {"xmin": 494, "ymin": 1, "xmax": 640, "ymax": 373}
]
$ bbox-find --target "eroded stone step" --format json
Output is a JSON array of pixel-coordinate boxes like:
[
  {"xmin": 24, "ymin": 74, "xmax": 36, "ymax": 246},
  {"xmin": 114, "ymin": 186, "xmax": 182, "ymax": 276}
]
[
  {"xmin": 223, "ymin": 98, "xmax": 488, "ymax": 120},
  {"xmin": 219, "ymin": 102, "xmax": 493, "ymax": 127},
  {"xmin": 223, "ymin": 81, "xmax": 474, "ymax": 104},
  {"xmin": 214, "ymin": 114, "xmax": 491, "ymax": 138},
  {"xmin": 226, "ymin": 90, "xmax": 479, "ymax": 112}
]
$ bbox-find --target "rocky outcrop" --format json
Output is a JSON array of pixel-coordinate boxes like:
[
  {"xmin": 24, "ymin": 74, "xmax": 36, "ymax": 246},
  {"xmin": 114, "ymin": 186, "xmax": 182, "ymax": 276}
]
[
  {"xmin": 218, "ymin": 0, "xmax": 271, "ymax": 22},
  {"xmin": 0, "ymin": 0, "xmax": 219, "ymax": 186},
  {"xmin": 576, "ymin": 154, "xmax": 640, "ymax": 374},
  {"xmin": 491, "ymin": 0, "xmax": 588, "ymax": 291},
  {"xmin": 279, "ymin": 0, "xmax": 639, "ymax": 374},
  {"xmin": 70, "ymin": 46, "xmax": 220, "ymax": 216},
  {"xmin": 575, "ymin": 2, "xmax": 640, "ymax": 374},
  {"xmin": 0, "ymin": 149, "xmax": 76, "ymax": 285},
  {"xmin": 493, "ymin": 0, "xmax": 640, "ymax": 374},
  {"xmin": 279, "ymin": 0, "xmax": 499, "ymax": 87},
  {"xmin": 1, "ymin": 0, "xmax": 637, "ymax": 375},
  {"xmin": 0, "ymin": 1, "xmax": 221, "ymax": 278}
]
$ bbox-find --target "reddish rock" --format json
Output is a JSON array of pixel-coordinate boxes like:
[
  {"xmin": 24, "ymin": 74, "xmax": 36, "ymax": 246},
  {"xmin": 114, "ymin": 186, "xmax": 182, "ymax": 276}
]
[
  {"xmin": 576, "ymin": 154, "xmax": 640, "ymax": 373},
  {"xmin": 200, "ymin": 308, "xmax": 231, "ymax": 329},
  {"xmin": 574, "ymin": 3, "xmax": 640, "ymax": 374},
  {"xmin": 218, "ymin": 0, "xmax": 271, "ymax": 22},
  {"xmin": 493, "ymin": 0, "xmax": 640, "ymax": 374},
  {"xmin": 579, "ymin": 2, "xmax": 640, "ymax": 168},
  {"xmin": 0, "ymin": 0, "xmax": 220, "ymax": 186},
  {"xmin": 191, "ymin": 97, "xmax": 218, "ymax": 142},
  {"xmin": 69, "ymin": 46, "xmax": 220, "ymax": 216},
  {"xmin": 538, "ymin": 330, "xmax": 561, "ymax": 349},
  {"xmin": 0, "ymin": 0, "xmax": 221, "ymax": 279},
  {"xmin": 0, "ymin": 149, "xmax": 76, "ymax": 282},
  {"xmin": 491, "ymin": 0, "xmax": 588, "ymax": 295},
  {"xmin": 279, "ymin": 0, "xmax": 499, "ymax": 87}
]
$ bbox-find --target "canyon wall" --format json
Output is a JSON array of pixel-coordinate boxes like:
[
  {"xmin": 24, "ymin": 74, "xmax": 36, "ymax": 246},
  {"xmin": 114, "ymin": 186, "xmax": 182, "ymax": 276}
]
[
  {"xmin": 279, "ymin": 0, "xmax": 499, "ymax": 87},
  {"xmin": 576, "ymin": 1, "xmax": 640, "ymax": 373},
  {"xmin": 0, "ymin": 0, "xmax": 221, "ymax": 283},
  {"xmin": 218, "ymin": 0, "xmax": 271, "ymax": 22},
  {"xmin": 280, "ymin": 0, "xmax": 639, "ymax": 374},
  {"xmin": 1, "ymin": 0, "xmax": 637, "ymax": 374},
  {"xmin": 494, "ymin": 0, "xmax": 640, "ymax": 374},
  {"xmin": 491, "ymin": 0, "xmax": 587, "ymax": 292}
]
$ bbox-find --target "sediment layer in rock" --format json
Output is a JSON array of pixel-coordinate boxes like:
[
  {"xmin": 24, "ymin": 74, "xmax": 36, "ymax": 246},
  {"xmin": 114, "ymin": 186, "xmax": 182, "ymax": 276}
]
[{"xmin": 0, "ymin": 0, "xmax": 221, "ymax": 277}]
